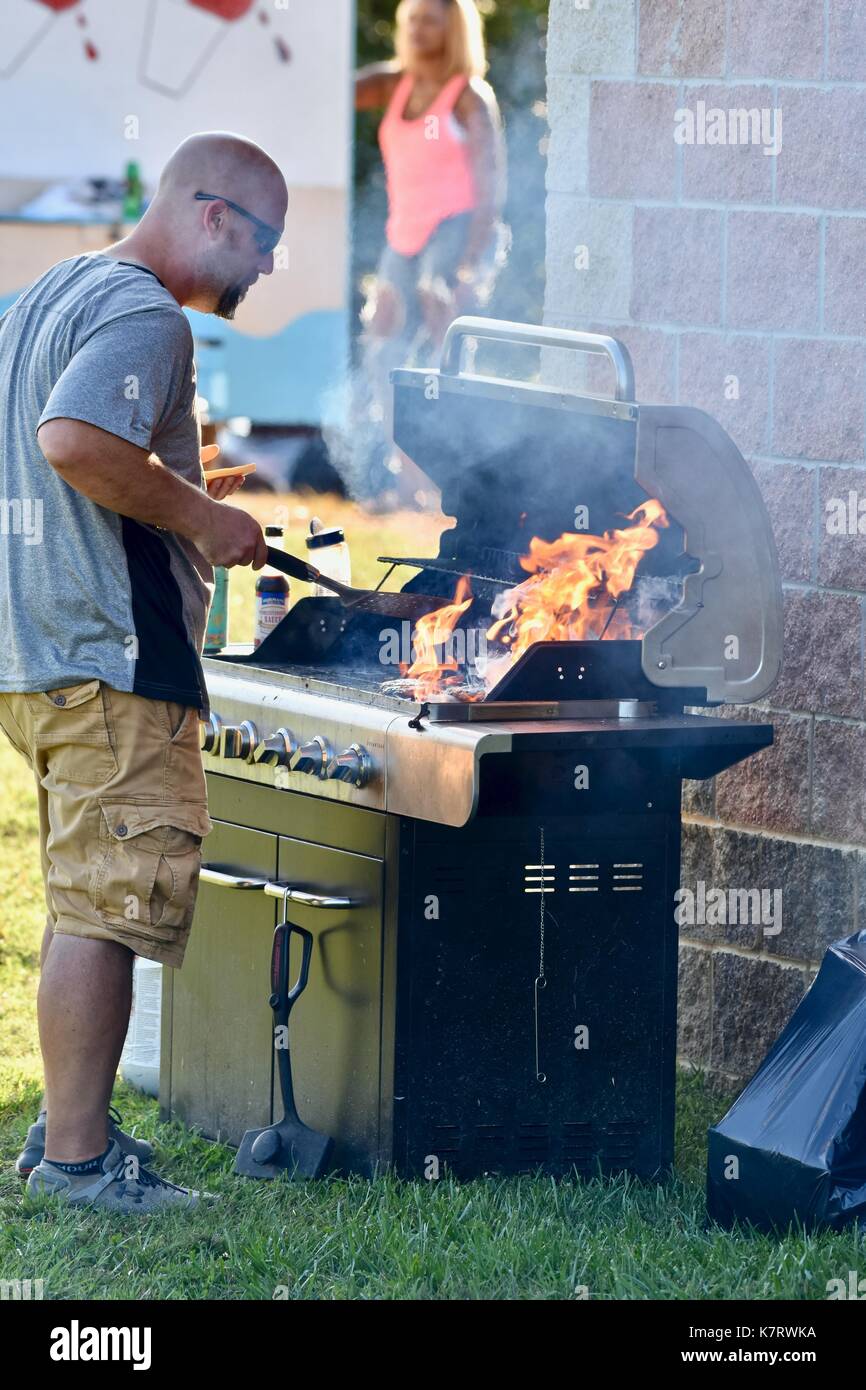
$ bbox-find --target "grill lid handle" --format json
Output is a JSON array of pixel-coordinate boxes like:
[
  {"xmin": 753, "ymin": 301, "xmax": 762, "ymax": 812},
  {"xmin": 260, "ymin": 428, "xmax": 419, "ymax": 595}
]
[{"xmin": 440, "ymin": 317, "xmax": 635, "ymax": 403}]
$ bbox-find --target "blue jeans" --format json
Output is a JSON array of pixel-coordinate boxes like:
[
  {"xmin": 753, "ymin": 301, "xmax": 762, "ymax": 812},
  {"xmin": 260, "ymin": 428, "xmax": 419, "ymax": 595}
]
[{"xmin": 353, "ymin": 214, "xmax": 501, "ymax": 498}]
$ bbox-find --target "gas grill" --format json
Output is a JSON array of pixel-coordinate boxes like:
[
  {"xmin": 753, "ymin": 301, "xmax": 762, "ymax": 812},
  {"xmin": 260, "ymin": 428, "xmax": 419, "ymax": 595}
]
[{"xmin": 160, "ymin": 320, "xmax": 782, "ymax": 1181}]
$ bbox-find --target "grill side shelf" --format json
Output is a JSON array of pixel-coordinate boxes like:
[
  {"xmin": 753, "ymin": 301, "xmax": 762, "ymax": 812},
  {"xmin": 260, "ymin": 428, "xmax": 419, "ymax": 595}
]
[{"xmin": 383, "ymin": 714, "xmax": 773, "ymax": 825}]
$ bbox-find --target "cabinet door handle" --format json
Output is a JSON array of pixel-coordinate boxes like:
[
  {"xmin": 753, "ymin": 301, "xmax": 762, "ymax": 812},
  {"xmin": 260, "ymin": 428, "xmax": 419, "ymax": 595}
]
[
  {"xmin": 199, "ymin": 867, "xmax": 269, "ymax": 891},
  {"xmin": 264, "ymin": 884, "xmax": 358, "ymax": 910},
  {"xmin": 200, "ymin": 866, "xmax": 359, "ymax": 910}
]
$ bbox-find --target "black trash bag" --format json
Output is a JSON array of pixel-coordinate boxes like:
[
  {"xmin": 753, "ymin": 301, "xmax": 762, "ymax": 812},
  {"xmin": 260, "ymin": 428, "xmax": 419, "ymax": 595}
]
[{"xmin": 707, "ymin": 930, "xmax": 866, "ymax": 1233}]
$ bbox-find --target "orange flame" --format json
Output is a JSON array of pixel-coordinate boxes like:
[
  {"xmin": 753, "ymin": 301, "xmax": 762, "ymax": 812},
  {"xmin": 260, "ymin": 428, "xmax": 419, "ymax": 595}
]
[
  {"xmin": 400, "ymin": 576, "xmax": 474, "ymax": 697},
  {"xmin": 488, "ymin": 499, "xmax": 668, "ymax": 662},
  {"xmin": 399, "ymin": 500, "xmax": 668, "ymax": 698}
]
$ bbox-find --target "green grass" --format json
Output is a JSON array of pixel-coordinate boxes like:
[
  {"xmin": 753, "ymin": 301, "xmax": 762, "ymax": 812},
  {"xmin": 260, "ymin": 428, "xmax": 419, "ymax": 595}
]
[
  {"xmin": 2, "ymin": 1071, "xmax": 862, "ymax": 1299},
  {"xmin": 0, "ymin": 497, "xmax": 862, "ymax": 1299}
]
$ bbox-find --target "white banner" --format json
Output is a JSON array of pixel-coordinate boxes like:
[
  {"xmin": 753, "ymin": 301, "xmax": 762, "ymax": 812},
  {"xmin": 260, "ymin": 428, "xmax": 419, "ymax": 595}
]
[{"xmin": 0, "ymin": 0, "xmax": 352, "ymax": 189}]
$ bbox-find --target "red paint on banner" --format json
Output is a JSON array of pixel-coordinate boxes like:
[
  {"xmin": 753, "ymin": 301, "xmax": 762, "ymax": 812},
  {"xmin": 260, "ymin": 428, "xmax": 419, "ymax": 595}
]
[{"xmin": 188, "ymin": 0, "xmax": 255, "ymax": 21}]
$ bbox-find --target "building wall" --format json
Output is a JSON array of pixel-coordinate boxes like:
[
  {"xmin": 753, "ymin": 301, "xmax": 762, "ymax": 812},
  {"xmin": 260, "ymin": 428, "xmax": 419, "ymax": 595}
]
[{"xmin": 543, "ymin": 0, "xmax": 866, "ymax": 1086}]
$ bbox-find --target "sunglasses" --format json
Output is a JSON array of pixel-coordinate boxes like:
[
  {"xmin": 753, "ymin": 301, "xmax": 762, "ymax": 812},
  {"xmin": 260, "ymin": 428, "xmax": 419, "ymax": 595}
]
[{"xmin": 194, "ymin": 191, "xmax": 282, "ymax": 256}]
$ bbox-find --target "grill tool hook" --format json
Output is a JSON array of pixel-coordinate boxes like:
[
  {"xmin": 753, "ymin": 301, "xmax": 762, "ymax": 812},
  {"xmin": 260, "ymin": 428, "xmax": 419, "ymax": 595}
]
[{"xmin": 408, "ymin": 703, "xmax": 430, "ymax": 730}]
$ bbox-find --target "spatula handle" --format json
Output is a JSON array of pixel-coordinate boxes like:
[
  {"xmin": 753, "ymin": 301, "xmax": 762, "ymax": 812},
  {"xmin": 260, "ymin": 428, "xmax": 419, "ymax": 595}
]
[{"xmin": 265, "ymin": 545, "xmax": 321, "ymax": 586}]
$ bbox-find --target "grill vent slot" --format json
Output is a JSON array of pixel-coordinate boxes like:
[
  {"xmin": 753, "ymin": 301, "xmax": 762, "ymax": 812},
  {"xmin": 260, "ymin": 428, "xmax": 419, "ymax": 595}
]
[
  {"xmin": 524, "ymin": 863, "xmax": 555, "ymax": 893},
  {"xmin": 603, "ymin": 1121, "xmax": 641, "ymax": 1166},
  {"xmin": 569, "ymin": 863, "xmax": 599, "ymax": 892},
  {"xmin": 517, "ymin": 1122, "xmax": 550, "ymax": 1167},
  {"xmin": 562, "ymin": 1121, "xmax": 594, "ymax": 1166},
  {"xmin": 426, "ymin": 1120, "xmax": 643, "ymax": 1171},
  {"xmin": 431, "ymin": 1123, "xmax": 461, "ymax": 1155},
  {"xmin": 613, "ymin": 862, "xmax": 643, "ymax": 892},
  {"xmin": 475, "ymin": 1124, "xmax": 505, "ymax": 1148}
]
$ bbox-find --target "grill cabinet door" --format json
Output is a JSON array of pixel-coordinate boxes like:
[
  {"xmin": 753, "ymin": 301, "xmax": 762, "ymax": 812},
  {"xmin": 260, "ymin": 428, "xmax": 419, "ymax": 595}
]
[
  {"xmin": 274, "ymin": 837, "xmax": 384, "ymax": 1176},
  {"xmin": 395, "ymin": 809, "xmax": 679, "ymax": 1180},
  {"xmin": 160, "ymin": 821, "xmax": 277, "ymax": 1145}
]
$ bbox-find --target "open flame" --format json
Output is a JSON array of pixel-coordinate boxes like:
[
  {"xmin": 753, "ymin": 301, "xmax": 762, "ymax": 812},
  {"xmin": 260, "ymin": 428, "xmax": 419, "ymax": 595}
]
[
  {"xmin": 399, "ymin": 575, "xmax": 474, "ymax": 698},
  {"xmin": 398, "ymin": 500, "xmax": 668, "ymax": 698},
  {"xmin": 489, "ymin": 498, "xmax": 669, "ymax": 660}
]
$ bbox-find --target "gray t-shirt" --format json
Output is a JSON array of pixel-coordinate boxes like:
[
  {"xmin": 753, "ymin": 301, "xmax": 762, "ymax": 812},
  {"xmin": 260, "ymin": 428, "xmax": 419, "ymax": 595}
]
[{"xmin": 0, "ymin": 252, "xmax": 212, "ymax": 707}]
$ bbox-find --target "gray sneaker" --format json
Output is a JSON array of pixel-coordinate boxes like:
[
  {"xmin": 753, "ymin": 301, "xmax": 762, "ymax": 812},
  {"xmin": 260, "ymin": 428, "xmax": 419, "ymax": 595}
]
[
  {"xmin": 15, "ymin": 1105, "xmax": 154, "ymax": 1179},
  {"xmin": 25, "ymin": 1141, "xmax": 202, "ymax": 1212}
]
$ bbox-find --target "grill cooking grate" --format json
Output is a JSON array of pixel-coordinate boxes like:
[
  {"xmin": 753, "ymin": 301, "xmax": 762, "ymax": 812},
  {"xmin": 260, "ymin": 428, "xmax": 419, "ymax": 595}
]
[{"xmin": 378, "ymin": 546, "xmax": 525, "ymax": 588}]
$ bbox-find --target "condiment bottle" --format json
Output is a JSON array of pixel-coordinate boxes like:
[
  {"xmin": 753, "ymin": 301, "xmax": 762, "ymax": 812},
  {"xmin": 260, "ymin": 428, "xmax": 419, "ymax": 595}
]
[{"xmin": 254, "ymin": 526, "xmax": 290, "ymax": 648}]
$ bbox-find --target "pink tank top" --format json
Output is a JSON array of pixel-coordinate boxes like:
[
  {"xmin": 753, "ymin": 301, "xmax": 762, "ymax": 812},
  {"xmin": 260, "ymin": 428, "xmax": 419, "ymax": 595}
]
[{"xmin": 378, "ymin": 73, "xmax": 478, "ymax": 257}]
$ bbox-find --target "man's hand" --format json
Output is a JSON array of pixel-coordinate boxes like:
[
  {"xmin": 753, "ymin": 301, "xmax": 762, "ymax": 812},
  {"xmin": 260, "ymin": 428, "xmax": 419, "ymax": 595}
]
[
  {"xmin": 206, "ymin": 472, "xmax": 248, "ymax": 501},
  {"xmin": 201, "ymin": 443, "xmax": 252, "ymax": 500},
  {"xmin": 193, "ymin": 501, "xmax": 267, "ymax": 570}
]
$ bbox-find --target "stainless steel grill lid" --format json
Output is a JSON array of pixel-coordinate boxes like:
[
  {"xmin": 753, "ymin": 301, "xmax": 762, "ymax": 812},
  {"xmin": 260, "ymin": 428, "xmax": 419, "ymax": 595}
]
[{"xmin": 390, "ymin": 318, "xmax": 783, "ymax": 706}]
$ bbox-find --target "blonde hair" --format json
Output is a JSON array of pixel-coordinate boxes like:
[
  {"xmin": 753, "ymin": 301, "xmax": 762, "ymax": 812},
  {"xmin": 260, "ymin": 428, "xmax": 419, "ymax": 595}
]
[{"xmin": 395, "ymin": 0, "xmax": 487, "ymax": 80}]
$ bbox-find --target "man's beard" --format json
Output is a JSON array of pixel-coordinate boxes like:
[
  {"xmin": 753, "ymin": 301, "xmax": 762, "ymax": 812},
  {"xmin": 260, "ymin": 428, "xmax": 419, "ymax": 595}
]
[{"xmin": 215, "ymin": 281, "xmax": 248, "ymax": 320}]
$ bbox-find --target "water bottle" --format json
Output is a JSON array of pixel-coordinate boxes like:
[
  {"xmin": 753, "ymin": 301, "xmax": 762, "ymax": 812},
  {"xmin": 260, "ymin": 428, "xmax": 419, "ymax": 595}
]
[{"xmin": 120, "ymin": 958, "xmax": 162, "ymax": 1097}]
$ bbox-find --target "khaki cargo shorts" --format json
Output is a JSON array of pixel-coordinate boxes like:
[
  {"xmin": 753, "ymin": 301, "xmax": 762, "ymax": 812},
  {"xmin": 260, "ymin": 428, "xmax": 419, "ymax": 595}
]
[{"xmin": 0, "ymin": 680, "xmax": 211, "ymax": 968}]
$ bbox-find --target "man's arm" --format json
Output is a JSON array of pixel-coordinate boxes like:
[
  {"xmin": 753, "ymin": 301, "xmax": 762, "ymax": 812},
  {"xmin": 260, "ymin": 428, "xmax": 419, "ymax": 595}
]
[{"xmin": 38, "ymin": 418, "xmax": 266, "ymax": 570}]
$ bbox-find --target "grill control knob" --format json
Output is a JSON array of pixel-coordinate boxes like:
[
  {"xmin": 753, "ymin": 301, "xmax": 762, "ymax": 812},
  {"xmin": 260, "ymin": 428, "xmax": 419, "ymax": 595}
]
[
  {"xmin": 253, "ymin": 727, "xmax": 298, "ymax": 767},
  {"xmin": 219, "ymin": 720, "xmax": 259, "ymax": 762},
  {"xmin": 199, "ymin": 713, "xmax": 223, "ymax": 754},
  {"xmin": 290, "ymin": 735, "xmax": 333, "ymax": 778},
  {"xmin": 326, "ymin": 744, "xmax": 372, "ymax": 789}
]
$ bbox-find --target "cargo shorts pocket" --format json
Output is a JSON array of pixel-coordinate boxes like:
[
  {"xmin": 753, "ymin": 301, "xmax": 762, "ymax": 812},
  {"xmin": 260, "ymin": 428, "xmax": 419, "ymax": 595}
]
[
  {"xmin": 92, "ymin": 799, "xmax": 213, "ymax": 938},
  {"xmin": 25, "ymin": 680, "xmax": 118, "ymax": 785}
]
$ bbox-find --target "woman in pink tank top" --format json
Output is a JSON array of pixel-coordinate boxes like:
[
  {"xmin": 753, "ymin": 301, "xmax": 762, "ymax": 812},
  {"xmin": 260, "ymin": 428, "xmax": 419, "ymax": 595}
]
[{"xmin": 353, "ymin": 0, "xmax": 506, "ymax": 504}]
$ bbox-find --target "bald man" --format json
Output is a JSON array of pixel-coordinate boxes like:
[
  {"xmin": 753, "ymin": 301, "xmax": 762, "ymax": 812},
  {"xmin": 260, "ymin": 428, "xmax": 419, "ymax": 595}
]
[{"xmin": 0, "ymin": 132, "xmax": 288, "ymax": 1210}]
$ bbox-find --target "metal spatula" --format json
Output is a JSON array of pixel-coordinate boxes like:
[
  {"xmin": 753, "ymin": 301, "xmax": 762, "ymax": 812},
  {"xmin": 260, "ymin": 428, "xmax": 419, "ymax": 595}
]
[{"xmin": 265, "ymin": 546, "xmax": 451, "ymax": 621}]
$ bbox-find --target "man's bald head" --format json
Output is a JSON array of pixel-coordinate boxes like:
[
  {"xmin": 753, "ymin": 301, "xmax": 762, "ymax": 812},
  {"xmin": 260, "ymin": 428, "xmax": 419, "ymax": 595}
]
[
  {"xmin": 134, "ymin": 131, "xmax": 289, "ymax": 319},
  {"xmin": 156, "ymin": 132, "xmax": 288, "ymax": 226}
]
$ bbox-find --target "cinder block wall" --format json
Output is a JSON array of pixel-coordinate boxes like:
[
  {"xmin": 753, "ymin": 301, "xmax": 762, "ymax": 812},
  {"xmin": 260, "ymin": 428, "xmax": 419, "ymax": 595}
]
[{"xmin": 542, "ymin": 0, "xmax": 866, "ymax": 1086}]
